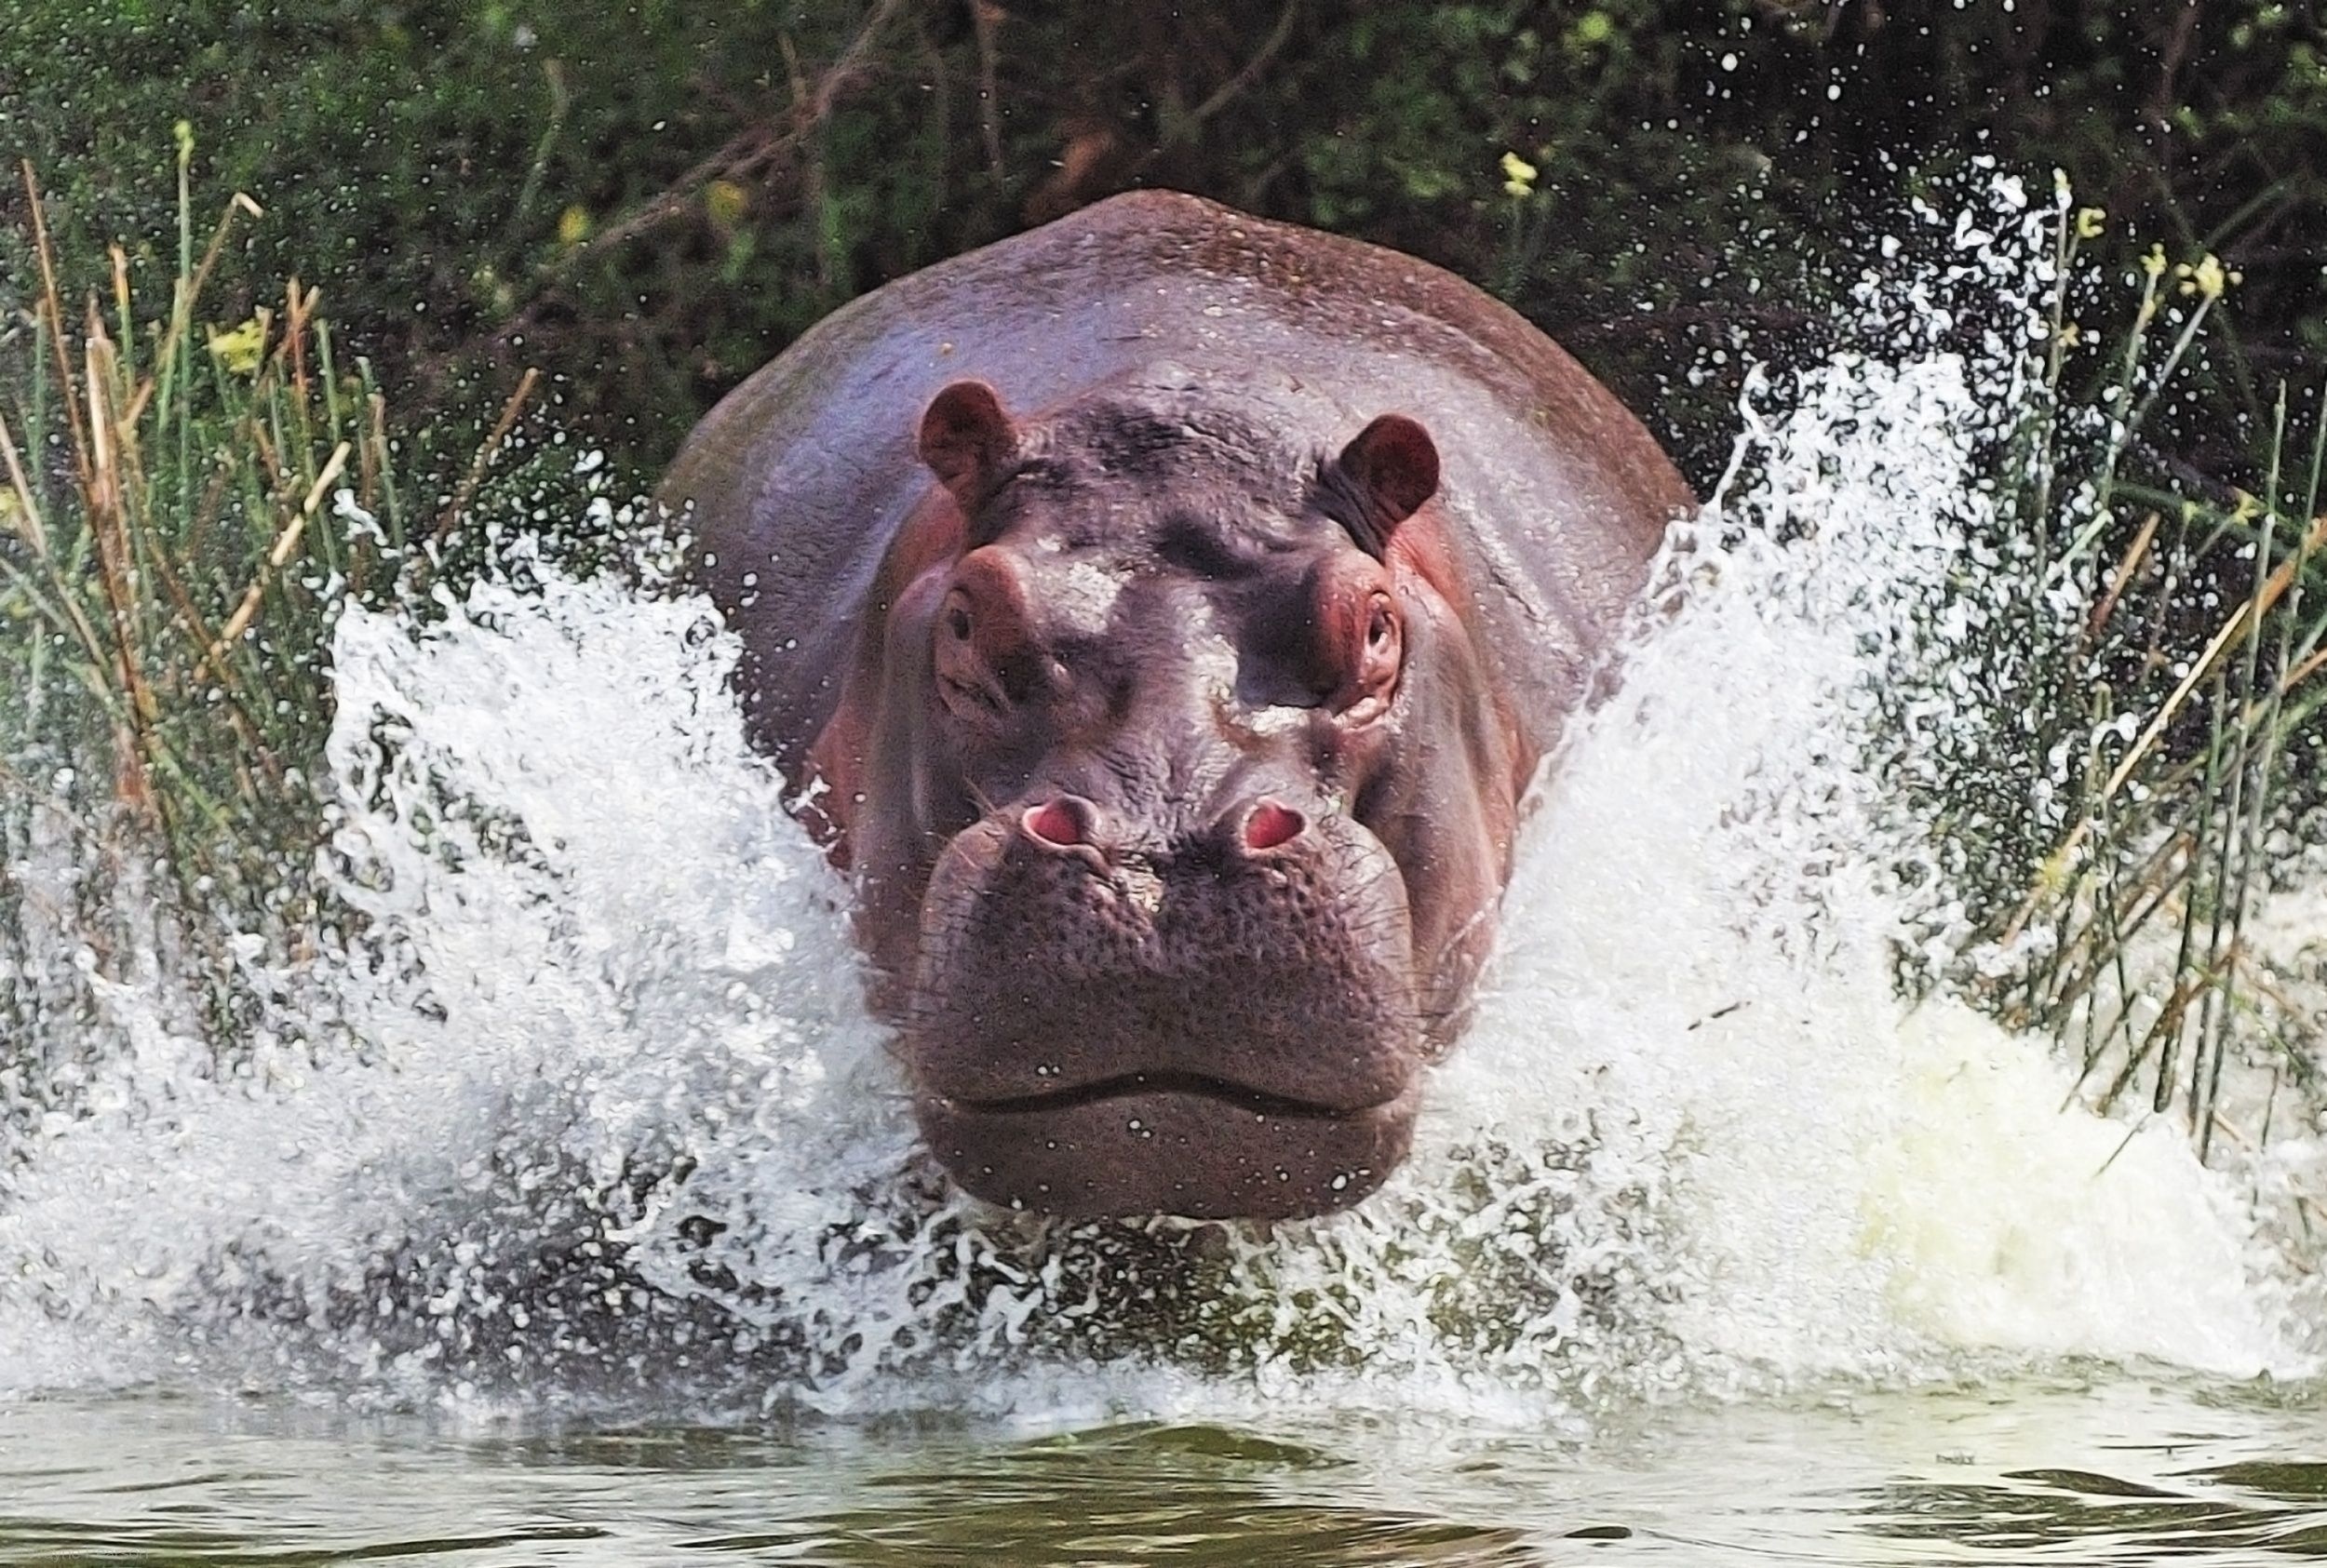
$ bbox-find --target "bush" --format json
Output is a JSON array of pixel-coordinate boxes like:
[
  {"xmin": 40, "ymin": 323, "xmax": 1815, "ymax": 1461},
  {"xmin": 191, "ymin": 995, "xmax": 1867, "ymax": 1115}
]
[{"xmin": 5, "ymin": 3, "xmax": 2320, "ymax": 489}]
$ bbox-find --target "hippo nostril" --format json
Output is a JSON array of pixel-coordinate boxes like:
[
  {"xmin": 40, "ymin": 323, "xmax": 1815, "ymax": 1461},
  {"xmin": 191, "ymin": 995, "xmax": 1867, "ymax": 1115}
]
[
  {"xmin": 1023, "ymin": 797, "xmax": 1096, "ymax": 850},
  {"xmin": 1242, "ymin": 799, "xmax": 1307, "ymax": 852}
]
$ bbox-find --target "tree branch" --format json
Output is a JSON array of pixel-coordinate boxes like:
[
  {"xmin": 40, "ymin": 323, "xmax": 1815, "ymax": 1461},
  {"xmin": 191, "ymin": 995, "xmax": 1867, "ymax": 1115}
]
[{"xmin": 541, "ymin": 0, "xmax": 912, "ymax": 278}]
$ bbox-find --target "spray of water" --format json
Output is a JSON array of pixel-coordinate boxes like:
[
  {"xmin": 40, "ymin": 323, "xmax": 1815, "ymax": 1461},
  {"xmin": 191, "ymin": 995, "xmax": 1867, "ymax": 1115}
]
[{"xmin": 0, "ymin": 193, "xmax": 2318, "ymax": 1423}]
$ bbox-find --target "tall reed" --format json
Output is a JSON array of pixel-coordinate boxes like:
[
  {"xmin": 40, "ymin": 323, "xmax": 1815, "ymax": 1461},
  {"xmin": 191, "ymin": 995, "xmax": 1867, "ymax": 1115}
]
[
  {"xmin": 1954, "ymin": 193, "xmax": 2327, "ymax": 1181},
  {"xmin": 1, "ymin": 142, "xmax": 409, "ymax": 1056}
]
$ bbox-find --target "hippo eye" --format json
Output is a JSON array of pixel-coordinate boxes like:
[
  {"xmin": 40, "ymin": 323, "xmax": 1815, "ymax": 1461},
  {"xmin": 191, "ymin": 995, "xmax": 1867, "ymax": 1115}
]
[
  {"xmin": 1361, "ymin": 592, "xmax": 1400, "ymax": 663},
  {"xmin": 1338, "ymin": 589, "xmax": 1401, "ymax": 722},
  {"xmin": 935, "ymin": 589, "xmax": 1002, "ymax": 722},
  {"xmin": 934, "ymin": 582, "xmax": 1054, "ymax": 728}
]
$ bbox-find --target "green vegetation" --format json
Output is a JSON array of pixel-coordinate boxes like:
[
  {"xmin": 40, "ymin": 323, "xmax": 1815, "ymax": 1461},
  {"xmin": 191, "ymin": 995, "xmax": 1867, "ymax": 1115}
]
[
  {"xmin": 1903, "ymin": 196, "xmax": 2327, "ymax": 1170},
  {"xmin": 0, "ymin": 145, "xmax": 414, "ymax": 1054},
  {"xmin": 4, "ymin": 3, "xmax": 2321, "ymax": 487},
  {"xmin": 0, "ymin": 141, "xmax": 567, "ymax": 1065}
]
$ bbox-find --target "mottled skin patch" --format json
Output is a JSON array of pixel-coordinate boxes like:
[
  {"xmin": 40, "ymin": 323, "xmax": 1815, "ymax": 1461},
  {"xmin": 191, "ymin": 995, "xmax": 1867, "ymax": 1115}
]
[{"xmin": 662, "ymin": 192, "xmax": 1692, "ymax": 1219}]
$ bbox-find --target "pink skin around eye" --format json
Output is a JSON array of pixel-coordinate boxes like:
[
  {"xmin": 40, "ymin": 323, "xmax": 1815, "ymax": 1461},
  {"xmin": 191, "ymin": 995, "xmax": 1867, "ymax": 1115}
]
[{"xmin": 1322, "ymin": 577, "xmax": 1400, "ymax": 714}]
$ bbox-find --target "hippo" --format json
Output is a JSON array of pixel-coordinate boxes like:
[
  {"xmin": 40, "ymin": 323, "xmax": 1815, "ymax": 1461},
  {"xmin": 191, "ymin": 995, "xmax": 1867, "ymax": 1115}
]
[{"xmin": 660, "ymin": 191, "xmax": 1691, "ymax": 1221}]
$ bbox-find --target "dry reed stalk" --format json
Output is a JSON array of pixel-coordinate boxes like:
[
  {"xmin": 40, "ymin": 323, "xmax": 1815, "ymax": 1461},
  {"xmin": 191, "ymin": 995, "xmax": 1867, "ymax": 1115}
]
[
  {"xmin": 0, "ymin": 412, "xmax": 111, "ymax": 677},
  {"xmin": 0, "ymin": 410, "xmax": 50, "ymax": 558},
  {"xmin": 2001, "ymin": 508, "xmax": 2327, "ymax": 948},
  {"xmin": 2084, "ymin": 511, "xmax": 2161, "ymax": 641},
  {"xmin": 20, "ymin": 162, "xmax": 92, "ymax": 498},
  {"xmin": 2284, "ymin": 643, "xmax": 2327, "ymax": 691},
  {"xmin": 431, "ymin": 366, "xmax": 541, "ymax": 544},
  {"xmin": 152, "ymin": 191, "xmax": 266, "ymax": 412},
  {"xmin": 199, "ymin": 441, "xmax": 351, "ymax": 677},
  {"xmin": 79, "ymin": 325, "xmax": 163, "ymax": 816}
]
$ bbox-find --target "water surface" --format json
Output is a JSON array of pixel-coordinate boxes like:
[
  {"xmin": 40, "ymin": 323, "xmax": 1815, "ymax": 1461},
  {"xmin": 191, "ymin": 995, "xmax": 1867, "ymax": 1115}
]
[{"xmin": 6, "ymin": 1378, "xmax": 2324, "ymax": 1564}]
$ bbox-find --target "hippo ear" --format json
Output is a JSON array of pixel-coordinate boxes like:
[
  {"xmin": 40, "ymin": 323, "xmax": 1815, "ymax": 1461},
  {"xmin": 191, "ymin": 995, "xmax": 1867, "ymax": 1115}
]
[
  {"xmin": 1329, "ymin": 414, "xmax": 1440, "ymax": 555},
  {"xmin": 918, "ymin": 381, "xmax": 1019, "ymax": 515}
]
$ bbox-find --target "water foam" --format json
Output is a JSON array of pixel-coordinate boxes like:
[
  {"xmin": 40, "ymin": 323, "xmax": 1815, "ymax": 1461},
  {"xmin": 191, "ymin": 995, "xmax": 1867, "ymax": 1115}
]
[
  {"xmin": 1434, "ymin": 343, "xmax": 2307, "ymax": 1392},
  {"xmin": 0, "ymin": 229, "xmax": 2317, "ymax": 1422}
]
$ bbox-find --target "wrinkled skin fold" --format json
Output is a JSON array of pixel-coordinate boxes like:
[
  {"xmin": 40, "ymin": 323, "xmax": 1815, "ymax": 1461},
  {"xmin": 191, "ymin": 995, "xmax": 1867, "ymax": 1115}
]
[{"xmin": 661, "ymin": 192, "xmax": 1693, "ymax": 1219}]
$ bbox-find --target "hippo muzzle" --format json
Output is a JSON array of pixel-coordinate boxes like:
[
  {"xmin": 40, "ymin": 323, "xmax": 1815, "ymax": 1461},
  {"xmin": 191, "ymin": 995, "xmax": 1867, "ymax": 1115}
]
[{"xmin": 905, "ymin": 793, "xmax": 1427, "ymax": 1218}]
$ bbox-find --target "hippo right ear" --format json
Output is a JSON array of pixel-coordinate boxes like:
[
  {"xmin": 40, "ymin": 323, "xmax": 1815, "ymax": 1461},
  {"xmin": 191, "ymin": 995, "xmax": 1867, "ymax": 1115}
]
[
  {"xmin": 1327, "ymin": 413, "xmax": 1441, "ymax": 556},
  {"xmin": 918, "ymin": 381, "xmax": 1019, "ymax": 516}
]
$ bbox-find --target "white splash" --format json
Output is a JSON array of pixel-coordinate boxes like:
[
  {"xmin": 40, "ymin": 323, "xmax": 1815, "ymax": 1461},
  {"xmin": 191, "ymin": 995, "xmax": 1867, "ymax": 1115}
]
[{"xmin": 1410, "ymin": 342, "xmax": 2309, "ymax": 1395}]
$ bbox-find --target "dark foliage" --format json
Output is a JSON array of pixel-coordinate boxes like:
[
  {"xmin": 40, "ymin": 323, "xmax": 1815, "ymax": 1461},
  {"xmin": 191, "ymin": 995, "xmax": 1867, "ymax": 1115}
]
[{"xmin": 2, "ymin": 2, "xmax": 2321, "ymax": 491}]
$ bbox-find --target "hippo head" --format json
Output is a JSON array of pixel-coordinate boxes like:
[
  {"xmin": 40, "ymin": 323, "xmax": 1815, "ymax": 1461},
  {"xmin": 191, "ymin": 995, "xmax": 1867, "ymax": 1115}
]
[{"xmin": 834, "ymin": 374, "xmax": 1525, "ymax": 1220}]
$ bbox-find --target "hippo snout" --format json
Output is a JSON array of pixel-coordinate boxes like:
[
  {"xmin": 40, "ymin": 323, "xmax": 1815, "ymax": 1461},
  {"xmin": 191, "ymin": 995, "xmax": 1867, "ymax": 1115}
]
[{"xmin": 902, "ymin": 797, "xmax": 1426, "ymax": 1217}]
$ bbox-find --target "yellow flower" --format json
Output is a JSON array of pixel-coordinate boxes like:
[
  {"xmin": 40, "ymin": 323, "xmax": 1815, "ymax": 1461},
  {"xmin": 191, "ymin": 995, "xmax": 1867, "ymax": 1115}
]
[
  {"xmin": 2180, "ymin": 252, "xmax": 2227, "ymax": 301},
  {"xmin": 1500, "ymin": 151, "xmax": 1539, "ymax": 200},
  {"xmin": 206, "ymin": 315, "xmax": 268, "ymax": 376},
  {"xmin": 2074, "ymin": 207, "xmax": 2105, "ymax": 239},
  {"xmin": 706, "ymin": 179, "xmax": 749, "ymax": 234},
  {"xmin": 557, "ymin": 204, "xmax": 592, "ymax": 246},
  {"xmin": 2140, "ymin": 243, "xmax": 2167, "ymax": 281},
  {"xmin": 2057, "ymin": 322, "xmax": 2082, "ymax": 348}
]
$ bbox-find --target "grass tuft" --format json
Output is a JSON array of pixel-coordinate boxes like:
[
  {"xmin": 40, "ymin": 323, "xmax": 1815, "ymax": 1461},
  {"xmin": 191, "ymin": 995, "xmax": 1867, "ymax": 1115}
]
[
  {"xmin": 1940, "ymin": 192, "xmax": 2327, "ymax": 1187},
  {"xmin": 0, "ymin": 148, "xmax": 499, "ymax": 1073}
]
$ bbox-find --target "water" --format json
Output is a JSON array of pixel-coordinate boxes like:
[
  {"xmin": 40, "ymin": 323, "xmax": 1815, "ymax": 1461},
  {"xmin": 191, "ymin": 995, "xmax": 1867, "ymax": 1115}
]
[
  {"xmin": 5, "ymin": 197, "xmax": 2326, "ymax": 1560},
  {"xmin": 6, "ymin": 1380, "xmax": 2326, "ymax": 1562}
]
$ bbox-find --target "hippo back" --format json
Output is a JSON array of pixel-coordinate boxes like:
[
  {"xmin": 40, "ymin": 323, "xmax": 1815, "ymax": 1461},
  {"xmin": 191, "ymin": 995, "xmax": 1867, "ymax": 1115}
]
[{"xmin": 660, "ymin": 189, "xmax": 1693, "ymax": 767}]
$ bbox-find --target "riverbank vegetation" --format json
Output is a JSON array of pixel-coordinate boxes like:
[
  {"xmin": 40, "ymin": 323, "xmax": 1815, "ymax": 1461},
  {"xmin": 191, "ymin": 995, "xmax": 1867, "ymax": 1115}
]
[
  {"xmin": 0, "ymin": 148, "xmax": 409, "ymax": 1065},
  {"xmin": 1916, "ymin": 197, "xmax": 2327, "ymax": 1181},
  {"xmin": 5, "ymin": 4, "xmax": 2322, "ymax": 487}
]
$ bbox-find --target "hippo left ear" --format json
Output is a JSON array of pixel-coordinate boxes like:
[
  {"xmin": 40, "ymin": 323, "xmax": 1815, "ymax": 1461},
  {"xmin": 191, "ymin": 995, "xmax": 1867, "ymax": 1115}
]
[
  {"xmin": 1329, "ymin": 414, "xmax": 1441, "ymax": 556},
  {"xmin": 918, "ymin": 381, "xmax": 1020, "ymax": 517}
]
